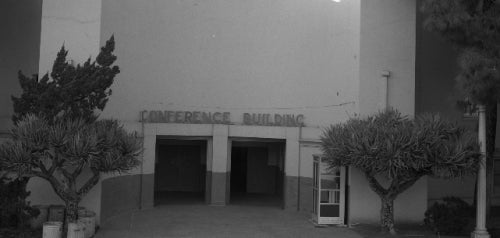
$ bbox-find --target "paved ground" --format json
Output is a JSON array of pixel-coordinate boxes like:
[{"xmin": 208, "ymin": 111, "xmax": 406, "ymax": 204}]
[{"xmin": 95, "ymin": 204, "xmax": 363, "ymax": 238}]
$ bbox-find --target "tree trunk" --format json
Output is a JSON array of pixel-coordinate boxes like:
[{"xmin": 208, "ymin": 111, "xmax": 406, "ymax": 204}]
[
  {"xmin": 380, "ymin": 196, "xmax": 396, "ymax": 234},
  {"xmin": 65, "ymin": 200, "xmax": 79, "ymax": 223},
  {"xmin": 62, "ymin": 199, "xmax": 80, "ymax": 237}
]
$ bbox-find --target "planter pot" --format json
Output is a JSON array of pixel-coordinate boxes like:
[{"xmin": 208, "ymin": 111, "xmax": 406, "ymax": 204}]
[
  {"xmin": 67, "ymin": 222, "xmax": 85, "ymax": 238},
  {"xmin": 42, "ymin": 221, "xmax": 62, "ymax": 238},
  {"xmin": 77, "ymin": 210, "xmax": 96, "ymax": 238}
]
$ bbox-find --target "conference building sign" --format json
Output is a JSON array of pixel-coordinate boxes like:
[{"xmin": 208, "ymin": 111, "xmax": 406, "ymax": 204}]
[{"xmin": 140, "ymin": 110, "xmax": 305, "ymax": 127}]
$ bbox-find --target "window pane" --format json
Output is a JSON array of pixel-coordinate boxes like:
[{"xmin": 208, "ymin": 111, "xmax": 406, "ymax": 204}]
[
  {"xmin": 320, "ymin": 204, "xmax": 339, "ymax": 217},
  {"xmin": 320, "ymin": 190, "xmax": 330, "ymax": 203},
  {"xmin": 321, "ymin": 176, "xmax": 340, "ymax": 189}
]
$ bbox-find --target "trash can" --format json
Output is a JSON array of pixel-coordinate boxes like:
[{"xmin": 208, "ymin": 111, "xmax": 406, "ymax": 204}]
[{"xmin": 67, "ymin": 222, "xmax": 85, "ymax": 238}]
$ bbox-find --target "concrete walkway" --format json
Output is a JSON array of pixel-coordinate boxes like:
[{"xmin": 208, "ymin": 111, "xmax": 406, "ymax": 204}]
[{"xmin": 95, "ymin": 204, "xmax": 363, "ymax": 238}]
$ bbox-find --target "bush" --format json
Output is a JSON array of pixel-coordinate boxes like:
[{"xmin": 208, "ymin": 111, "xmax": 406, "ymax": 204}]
[
  {"xmin": 424, "ymin": 196, "xmax": 474, "ymax": 235},
  {"xmin": 0, "ymin": 177, "xmax": 39, "ymax": 230}
]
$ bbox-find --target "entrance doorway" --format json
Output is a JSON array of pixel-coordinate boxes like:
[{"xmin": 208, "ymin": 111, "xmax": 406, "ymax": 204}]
[
  {"xmin": 229, "ymin": 140, "xmax": 285, "ymax": 207},
  {"xmin": 154, "ymin": 138, "xmax": 207, "ymax": 205}
]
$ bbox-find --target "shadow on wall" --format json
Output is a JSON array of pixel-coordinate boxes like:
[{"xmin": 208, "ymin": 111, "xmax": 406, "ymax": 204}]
[{"xmin": 100, "ymin": 174, "xmax": 142, "ymax": 223}]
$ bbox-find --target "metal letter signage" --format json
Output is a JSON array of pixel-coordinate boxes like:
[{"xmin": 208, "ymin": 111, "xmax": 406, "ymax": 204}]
[
  {"xmin": 241, "ymin": 113, "xmax": 305, "ymax": 127},
  {"xmin": 140, "ymin": 110, "xmax": 305, "ymax": 127}
]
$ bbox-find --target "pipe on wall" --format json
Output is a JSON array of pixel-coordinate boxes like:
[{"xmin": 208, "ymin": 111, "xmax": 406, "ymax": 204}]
[{"xmin": 380, "ymin": 70, "xmax": 391, "ymax": 110}]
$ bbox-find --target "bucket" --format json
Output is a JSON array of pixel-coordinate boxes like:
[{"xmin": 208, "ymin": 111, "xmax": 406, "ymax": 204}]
[
  {"xmin": 67, "ymin": 222, "xmax": 85, "ymax": 238},
  {"xmin": 42, "ymin": 221, "xmax": 62, "ymax": 238},
  {"xmin": 77, "ymin": 211, "xmax": 96, "ymax": 238},
  {"xmin": 48, "ymin": 205, "xmax": 65, "ymax": 222},
  {"xmin": 31, "ymin": 205, "xmax": 49, "ymax": 229}
]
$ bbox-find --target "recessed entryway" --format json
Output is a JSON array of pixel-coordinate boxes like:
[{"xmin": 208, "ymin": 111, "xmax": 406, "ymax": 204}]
[
  {"xmin": 229, "ymin": 140, "xmax": 285, "ymax": 207},
  {"xmin": 154, "ymin": 138, "xmax": 207, "ymax": 205}
]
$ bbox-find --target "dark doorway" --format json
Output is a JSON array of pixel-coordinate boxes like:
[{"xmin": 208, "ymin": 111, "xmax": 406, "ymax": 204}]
[
  {"xmin": 229, "ymin": 141, "xmax": 285, "ymax": 207},
  {"xmin": 154, "ymin": 139, "xmax": 207, "ymax": 205},
  {"xmin": 230, "ymin": 147, "xmax": 248, "ymax": 194}
]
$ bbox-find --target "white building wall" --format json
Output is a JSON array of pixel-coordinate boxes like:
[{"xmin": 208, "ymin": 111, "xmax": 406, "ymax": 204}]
[
  {"xmin": 358, "ymin": 0, "xmax": 416, "ymax": 116},
  {"xmin": 350, "ymin": 0, "xmax": 425, "ymax": 224},
  {"xmin": 98, "ymin": 0, "xmax": 360, "ymax": 127}
]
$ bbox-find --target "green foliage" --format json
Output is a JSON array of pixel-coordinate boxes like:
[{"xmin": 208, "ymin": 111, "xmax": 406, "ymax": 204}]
[
  {"xmin": 11, "ymin": 36, "xmax": 119, "ymax": 123},
  {"xmin": 421, "ymin": 0, "xmax": 500, "ymax": 105},
  {"xmin": 321, "ymin": 109, "xmax": 480, "ymax": 180},
  {"xmin": 422, "ymin": 0, "xmax": 500, "ymax": 49},
  {"xmin": 0, "ymin": 115, "xmax": 141, "ymax": 178},
  {"xmin": 2, "ymin": 36, "xmax": 128, "ymax": 227},
  {"xmin": 424, "ymin": 196, "xmax": 474, "ymax": 235},
  {"xmin": 456, "ymin": 49, "xmax": 500, "ymax": 104},
  {"xmin": 0, "ymin": 115, "xmax": 141, "ymax": 222},
  {"xmin": 0, "ymin": 177, "xmax": 39, "ymax": 229}
]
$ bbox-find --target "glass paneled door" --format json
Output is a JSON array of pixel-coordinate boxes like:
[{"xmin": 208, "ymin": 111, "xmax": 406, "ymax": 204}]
[{"xmin": 312, "ymin": 155, "xmax": 345, "ymax": 225}]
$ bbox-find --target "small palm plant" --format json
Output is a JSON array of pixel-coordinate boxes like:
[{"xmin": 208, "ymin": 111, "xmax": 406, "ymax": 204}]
[
  {"xmin": 0, "ymin": 115, "xmax": 141, "ymax": 226},
  {"xmin": 321, "ymin": 109, "xmax": 481, "ymax": 234}
]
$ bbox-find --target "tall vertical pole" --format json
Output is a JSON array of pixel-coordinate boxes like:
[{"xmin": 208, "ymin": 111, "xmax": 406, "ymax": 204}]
[{"xmin": 472, "ymin": 105, "xmax": 490, "ymax": 238}]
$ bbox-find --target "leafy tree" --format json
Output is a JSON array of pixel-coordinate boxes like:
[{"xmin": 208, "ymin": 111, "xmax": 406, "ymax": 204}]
[
  {"xmin": 421, "ymin": 0, "xmax": 500, "ymax": 221},
  {"xmin": 321, "ymin": 109, "xmax": 481, "ymax": 234},
  {"xmin": 0, "ymin": 115, "xmax": 141, "ymax": 224},
  {"xmin": 12, "ymin": 36, "xmax": 119, "ymax": 123},
  {"xmin": 0, "ymin": 35, "xmax": 129, "ymax": 230},
  {"xmin": 5, "ymin": 34, "xmax": 119, "ymax": 224},
  {"xmin": 0, "ymin": 176, "xmax": 39, "ymax": 230}
]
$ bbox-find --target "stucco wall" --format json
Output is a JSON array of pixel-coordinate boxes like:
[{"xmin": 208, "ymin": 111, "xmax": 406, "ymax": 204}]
[
  {"xmin": 0, "ymin": 0, "xmax": 42, "ymax": 132},
  {"xmin": 349, "ymin": 169, "xmax": 428, "ymax": 224},
  {"xmin": 358, "ymin": 0, "xmax": 416, "ymax": 117},
  {"xmin": 351, "ymin": 0, "xmax": 426, "ymax": 224},
  {"xmin": 37, "ymin": 0, "xmax": 102, "ymax": 75},
  {"xmin": 99, "ymin": 0, "xmax": 360, "ymax": 127}
]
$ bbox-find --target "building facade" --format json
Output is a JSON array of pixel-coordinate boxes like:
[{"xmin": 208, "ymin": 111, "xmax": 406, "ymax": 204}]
[{"xmin": 1, "ymin": 0, "xmax": 442, "ymax": 226}]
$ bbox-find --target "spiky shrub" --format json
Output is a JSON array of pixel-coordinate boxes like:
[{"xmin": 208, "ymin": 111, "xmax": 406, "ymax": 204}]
[
  {"xmin": 0, "ymin": 115, "xmax": 141, "ymax": 224},
  {"xmin": 321, "ymin": 109, "xmax": 481, "ymax": 234}
]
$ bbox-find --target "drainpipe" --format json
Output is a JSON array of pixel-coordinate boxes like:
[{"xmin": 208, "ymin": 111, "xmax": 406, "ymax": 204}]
[
  {"xmin": 381, "ymin": 70, "xmax": 391, "ymax": 110},
  {"xmin": 471, "ymin": 105, "xmax": 490, "ymax": 238}
]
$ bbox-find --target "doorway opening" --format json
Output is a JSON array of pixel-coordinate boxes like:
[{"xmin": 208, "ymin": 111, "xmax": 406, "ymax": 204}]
[
  {"xmin": 229, "ymin": 140, "xmax": 285, "ymax": 207},
  {"xmin": 154, "ymin": 138, "xmax": 207, "ymax": 205}
]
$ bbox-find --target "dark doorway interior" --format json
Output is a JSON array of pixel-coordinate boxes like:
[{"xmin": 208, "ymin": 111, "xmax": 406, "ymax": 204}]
[
  {"xmin": 230, "ymin": 141, "xmax": 285, "ymax": 207},
  {"xmin": 230, "ymin": 147, "xmax": 248, "ymax": 194},
  {"xmin": 154, "ymin": 139, "xmax": 206, "ymax": 205}
]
